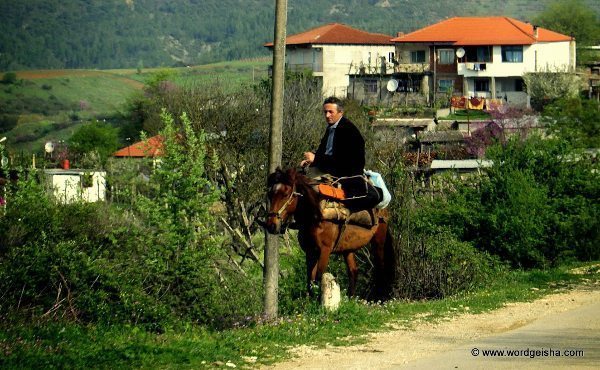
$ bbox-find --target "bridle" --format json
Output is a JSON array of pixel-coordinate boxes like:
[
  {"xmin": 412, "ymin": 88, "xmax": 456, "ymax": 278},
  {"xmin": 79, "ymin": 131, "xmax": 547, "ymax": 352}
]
[{"xmin": 268, "ymin": 183, "xmax": 302, "ymax": 221}]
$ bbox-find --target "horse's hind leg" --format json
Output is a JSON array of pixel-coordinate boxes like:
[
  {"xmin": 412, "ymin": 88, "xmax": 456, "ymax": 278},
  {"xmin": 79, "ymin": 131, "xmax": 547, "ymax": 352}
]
[
  {"xmin": 344, "ymin": 252, "xmax": 358, "ymax": 297},
  {"xmin": 370, "ymin": 223, "xmax": 388, "ymax": 300}
]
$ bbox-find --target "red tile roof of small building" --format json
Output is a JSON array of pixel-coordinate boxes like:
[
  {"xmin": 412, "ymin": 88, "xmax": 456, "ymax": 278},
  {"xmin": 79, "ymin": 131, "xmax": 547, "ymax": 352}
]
[
  {"xmin": 113, "ymin": 135, "xmax": 163, "ymax": 157},
  {"xmin": 391, "ymin": 17, "xmax": 572, "ymax": 45},
  {"xmin": 264, "ymin": 23, "xmax": 393, "ymax": 47}
]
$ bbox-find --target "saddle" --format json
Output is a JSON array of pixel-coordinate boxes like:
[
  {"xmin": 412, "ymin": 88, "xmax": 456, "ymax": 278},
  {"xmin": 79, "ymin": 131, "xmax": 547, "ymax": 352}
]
[{"xmin": 313, "ymin": 180, "xmax": 377, "ymax": 228}]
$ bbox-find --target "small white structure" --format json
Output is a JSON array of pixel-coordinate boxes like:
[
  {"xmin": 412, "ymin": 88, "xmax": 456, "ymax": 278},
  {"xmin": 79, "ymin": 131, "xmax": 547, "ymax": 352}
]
[{"xmin": 43, "ymin": 169, "xmax": 106, "ymax": 204}]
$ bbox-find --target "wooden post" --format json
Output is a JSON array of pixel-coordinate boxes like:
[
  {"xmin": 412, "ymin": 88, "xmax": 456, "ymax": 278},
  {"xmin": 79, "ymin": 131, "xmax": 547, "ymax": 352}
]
[{"xmin": 264, "ymin": 0, "xmax": 287, "ymax": 321}]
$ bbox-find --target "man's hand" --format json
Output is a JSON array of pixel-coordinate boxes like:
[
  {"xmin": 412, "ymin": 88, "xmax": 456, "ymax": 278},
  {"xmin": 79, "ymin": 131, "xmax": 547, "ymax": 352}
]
[{"xmin": 300, "ymin": 151, "xmax": 315, "ymax": 167}]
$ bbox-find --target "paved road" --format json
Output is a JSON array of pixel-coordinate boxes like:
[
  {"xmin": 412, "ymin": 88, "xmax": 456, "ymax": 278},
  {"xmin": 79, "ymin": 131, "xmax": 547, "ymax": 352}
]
[{"xmin": 401, "ymin": 297, "xmax": 600, "ymax": 369}]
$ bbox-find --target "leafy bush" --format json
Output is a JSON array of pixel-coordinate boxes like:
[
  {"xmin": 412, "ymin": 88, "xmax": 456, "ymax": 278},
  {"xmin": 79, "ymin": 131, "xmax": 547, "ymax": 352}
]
[
  {"xmin": 0, "ymin": 111, "xmax": 266, "ymax": 329},
  {"xmin": 392, "ymin": 228, "xmax": 501, "ymax": 299},
  {"xmin": 541, "ymin": 97, "xmax": 600, "ymax": 148},
  {"xmin": 0, "ymin": 114, "xmax": 19, "ymax": 133},
  {"xmin": 67, "ymin": 121, "xmax": 120, "ymax": 163},
  {"xmin": 413, "ymin": 135, "xmax": 599, "ymax": 268},
  {"xmin": 1, "ymin": 72, "xmax": 17, "ymax": 85}
]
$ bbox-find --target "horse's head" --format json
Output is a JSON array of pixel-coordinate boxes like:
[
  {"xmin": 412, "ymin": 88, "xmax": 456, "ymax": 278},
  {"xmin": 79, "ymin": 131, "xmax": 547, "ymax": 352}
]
[{"xmin": 265, "ymin": 167, "xmax": 302, "ymax": 234}]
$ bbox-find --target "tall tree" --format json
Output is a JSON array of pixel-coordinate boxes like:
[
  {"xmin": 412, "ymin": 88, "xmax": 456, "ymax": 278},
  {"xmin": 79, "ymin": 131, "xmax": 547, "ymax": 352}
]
[{"xmin": 533, "ymin": 0, "xmax": 600, "ymax": 46}]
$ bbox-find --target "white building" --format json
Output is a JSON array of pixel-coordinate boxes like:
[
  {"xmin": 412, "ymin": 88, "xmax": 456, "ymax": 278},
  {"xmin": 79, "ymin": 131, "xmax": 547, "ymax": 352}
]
[
  {"xmin": 265, "ymin": 23, "xmax": 395, "ymax": 97},
  {"xmin": 391, "ymin": 17, "xmax": 576, "ymax": 107},
  {"xmin": 43, "ymin": 169, "xmax": 106, "ymax": 204}
]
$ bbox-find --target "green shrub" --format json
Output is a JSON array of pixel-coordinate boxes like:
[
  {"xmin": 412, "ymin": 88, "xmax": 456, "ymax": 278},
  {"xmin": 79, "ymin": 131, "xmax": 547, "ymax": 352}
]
[
  {"xmin": 67, "ymin": 121, "xmax": 120, "ymax": 163},
  {"xmin": 1, "ymin": 72, "xmax": 17, "ymax": 85},
  {"xmin": 412, "ymin": 135, "xmax": 599, "ymax": 268},
  {"xmin": 392, "ymin": 227, "xmax": 500, "ymax": 299},
  {"xmin": 0, "ymin": 114, "xmax": 19, "ymax": 133},
  {"xmin": 0, "ymin": 112, "xmax": 266, "ymax": 329}
]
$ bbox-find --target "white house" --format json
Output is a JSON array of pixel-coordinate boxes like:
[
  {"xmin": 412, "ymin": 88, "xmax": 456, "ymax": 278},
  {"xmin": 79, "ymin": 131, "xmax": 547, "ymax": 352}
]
[
  {"xmin": 391, "ymin": 17, "xmax": 576, "ymax": 107},
  {"xmin": 43, "ymin": 169, "xmax": 106, "ymax": 204},
  {"xmin": 265, "ymin": 23, "xmax": 395, "ymax": 97}
]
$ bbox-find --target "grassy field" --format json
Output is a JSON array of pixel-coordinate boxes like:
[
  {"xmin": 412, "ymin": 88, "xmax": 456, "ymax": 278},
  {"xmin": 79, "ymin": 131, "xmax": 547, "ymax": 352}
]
[
  {"xmin": 1, "ymin": 264, "xmax": 598, "ymax": 369},
  {"xmin": 0, "ymin": 59, "xmax": 271, "ymax": 154}
]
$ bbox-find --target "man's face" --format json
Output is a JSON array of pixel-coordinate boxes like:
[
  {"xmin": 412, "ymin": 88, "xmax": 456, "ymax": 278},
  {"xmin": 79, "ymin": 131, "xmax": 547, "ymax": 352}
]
[{"xmin": 323, "ymin": 103, "xmax": 343, "ymax": 125}]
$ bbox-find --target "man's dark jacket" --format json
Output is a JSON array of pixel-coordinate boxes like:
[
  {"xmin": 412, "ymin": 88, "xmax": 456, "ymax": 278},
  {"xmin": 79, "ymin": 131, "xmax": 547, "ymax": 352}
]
[{"xmin": 311, "ymin": 116, "xmax": 365, "ymax": 196}]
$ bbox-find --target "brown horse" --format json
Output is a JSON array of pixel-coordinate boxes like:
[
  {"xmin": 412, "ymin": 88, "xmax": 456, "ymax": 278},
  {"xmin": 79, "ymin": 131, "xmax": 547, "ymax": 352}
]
[{"xmin": 265, "ymin": 167, "xmax": 394, "ymax": 299}]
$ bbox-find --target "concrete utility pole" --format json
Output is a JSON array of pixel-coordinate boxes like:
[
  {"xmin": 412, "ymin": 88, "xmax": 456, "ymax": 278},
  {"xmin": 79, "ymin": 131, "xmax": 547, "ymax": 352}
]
[{"xmin": 264, "ymin": 0, "xmax": 287, "ymax": 321}]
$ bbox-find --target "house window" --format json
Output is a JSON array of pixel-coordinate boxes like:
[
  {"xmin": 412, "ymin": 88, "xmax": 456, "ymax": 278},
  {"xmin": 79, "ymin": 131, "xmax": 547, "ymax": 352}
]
[
  {"xmin": 410, "ymin": 50, "xmax": 426, "ymax": 63},
  {"xmin": 364, "ymin": 79, "xmax": 378, "ymax": 93},
  {"xmin": 389, "ymin": 52, "xmax": 395, "ymax": 63},
  {"xmin": 502, "ymin": 46, "xmax": 523, "ymax": 63},
  {"xmin": 438, "ymin": 79, "xmax": 454, "ymax": 92},
  {"xmin": 466, "ymin": 46, "xmax": 491, "ymax": 62},
  {"xmin": 395, "ymin": 75, "xmax": 422, "ymax": 92},
  {"xmin": 475, "ymin": 79, "xmax": 489, "ymax": 92},
  {"xmin": 515, "ymin": 79, "xmax": 525, "ymax": 92},
  {"xmin": 438, "ymin": 49, "xmax": 454, "ymax": 64}
]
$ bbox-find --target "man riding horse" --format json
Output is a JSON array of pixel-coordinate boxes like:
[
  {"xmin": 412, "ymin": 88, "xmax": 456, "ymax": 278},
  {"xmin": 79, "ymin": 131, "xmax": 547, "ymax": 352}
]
[{"xmin": 301, "ymin": 96, "xmax": 381, "ymax": 212}]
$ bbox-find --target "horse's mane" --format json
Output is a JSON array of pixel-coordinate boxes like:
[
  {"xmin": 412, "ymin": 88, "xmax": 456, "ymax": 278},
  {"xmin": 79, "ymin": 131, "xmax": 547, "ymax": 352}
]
[{"xmin": 268, "ymin": 167, "xmax": 322, "ymax": 225}]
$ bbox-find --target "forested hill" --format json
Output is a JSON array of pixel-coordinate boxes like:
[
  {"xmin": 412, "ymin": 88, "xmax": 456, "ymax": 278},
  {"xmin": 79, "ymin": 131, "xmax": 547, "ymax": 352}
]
[{"xmin": 1, "ymin": 0, "xmax": 598, "ymax": 71}]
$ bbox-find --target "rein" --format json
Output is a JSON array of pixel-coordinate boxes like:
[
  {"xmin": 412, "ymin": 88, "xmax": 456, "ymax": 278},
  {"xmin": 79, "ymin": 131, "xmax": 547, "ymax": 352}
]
[{"xmin": 268, "ymin": 184, "xmax": 302, "ymax": 220}]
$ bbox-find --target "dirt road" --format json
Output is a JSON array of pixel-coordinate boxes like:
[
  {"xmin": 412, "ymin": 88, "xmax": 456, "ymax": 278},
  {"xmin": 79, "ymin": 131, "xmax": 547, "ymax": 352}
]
[{"xmin": 266, "ymin": 283, "xmax": 600, "ymax": 369}]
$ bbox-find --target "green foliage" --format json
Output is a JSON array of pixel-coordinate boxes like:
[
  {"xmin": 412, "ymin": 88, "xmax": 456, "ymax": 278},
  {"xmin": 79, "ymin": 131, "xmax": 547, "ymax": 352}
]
[
  {"xmin": 67, "ymin": 121, "xmax": 120, "ymax": 162},
  {"xmin": 2, "ymin": 0, "xmax": 598, "ymax": 70},
  {"xmin": 1, "ymin": 72, "xmax": 17, "ymax": 84},
  {"xmin": 392, "ymin": 227, "xmax": 501, "ymax": 299},
  {"xmin": 522, "ymin": 70, "xmax": 582, "ymax": 111},
  {"xmin": 0, "ymin": 114, "xmax": 18, "ymax": 133},
  {"xmin": 415, "ymin": 135, "xmax": 599, "ymax": 268},
  {"xmin": 541, "ymin": 97, "xmax": 600, "ymax": 148},
  {"xmin": 2, "ymin": 266, "xmax": 596, "ymax": 368},
  {"xmin": 534, "ymin": 0, "xmax": 600, "ymax": 46},
  {"xmin": 0, "ymin": 111, "xmax": 264, "ymax": 329}
]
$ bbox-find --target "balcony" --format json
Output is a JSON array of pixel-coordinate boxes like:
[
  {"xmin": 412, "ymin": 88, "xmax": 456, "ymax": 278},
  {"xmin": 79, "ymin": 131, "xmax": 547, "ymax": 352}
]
[{"xmin": 394, "ymin": 63, "xmax": 430, "ymax": 74}]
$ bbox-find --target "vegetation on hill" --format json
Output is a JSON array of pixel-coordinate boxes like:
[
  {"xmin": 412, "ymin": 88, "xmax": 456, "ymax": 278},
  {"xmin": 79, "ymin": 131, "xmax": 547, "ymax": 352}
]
[{"xmin": 1, "ymin": 0, "xmax": 599, "ymax": 70}]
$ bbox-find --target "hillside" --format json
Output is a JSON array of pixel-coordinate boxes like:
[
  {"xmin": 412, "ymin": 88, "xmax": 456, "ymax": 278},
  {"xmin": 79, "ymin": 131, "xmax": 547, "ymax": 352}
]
[{"xmin": 2, "ymin": 0, "xmax": 599, "ymax": 70}]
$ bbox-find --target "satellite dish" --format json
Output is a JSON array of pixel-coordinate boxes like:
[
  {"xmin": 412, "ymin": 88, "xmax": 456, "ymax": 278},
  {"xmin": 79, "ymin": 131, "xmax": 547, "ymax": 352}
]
[
  {"xmin": 455, "ymin": 47, "xmax": 465, "ymax": 58},
  {"xmin": 386, "ymin": 79, "xmax": 399, "ymax": 92},
  {"xmin": 44, "ymin": 142, "xmax": 54, "ymax": 153}
]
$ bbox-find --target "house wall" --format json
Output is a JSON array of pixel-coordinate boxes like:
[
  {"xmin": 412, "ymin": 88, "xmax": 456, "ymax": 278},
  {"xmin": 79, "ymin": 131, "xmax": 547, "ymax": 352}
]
[
  {"xmin": 458, "ymin": 41, "xmax": 573, "ymax": 78},
  {"xmin": 321, "ymin": 44, "xmax": 395, "ymax": 97},
  {"xmin": 527, "ymin": 41, "xmax": 574, "ymax": 72},
  {"xmin": 286, "ymin": 44, "xmax": 395, "ymax": 98},
  {"xmin": 44, "ymin": 170, "xmax": 106, "ymax": 204}
]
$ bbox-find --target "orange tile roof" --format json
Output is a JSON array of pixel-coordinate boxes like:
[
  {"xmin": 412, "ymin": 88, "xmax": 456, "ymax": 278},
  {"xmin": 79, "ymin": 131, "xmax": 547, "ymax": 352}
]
[
  {"xmin": 113, "ymin": 135, "xmax": 163, "ymax": 157},
  {"xmin": 264, "ymin": 23, "xmax": 393, "ymax": 47},
  {"xmin": 391, "ymin": 17, "xmax": 572, "ymax": 45}
]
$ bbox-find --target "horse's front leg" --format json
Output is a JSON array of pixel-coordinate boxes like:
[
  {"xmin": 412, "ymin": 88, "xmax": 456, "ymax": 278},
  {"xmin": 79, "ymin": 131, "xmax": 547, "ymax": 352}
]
[
  {"xmin": 300, "ymin": 230, "xmax": 321, "ymax": 296},
  {"xmin": 306, "ymin": 245, "xmax": 332, "ymax": 296},
  {"xmin": 344, "ymin": 252, "xmax": 358, "ymax": 297},
  {"xmin": 305, "ymin": 250, "xmax": 319, "ymax": 296}
]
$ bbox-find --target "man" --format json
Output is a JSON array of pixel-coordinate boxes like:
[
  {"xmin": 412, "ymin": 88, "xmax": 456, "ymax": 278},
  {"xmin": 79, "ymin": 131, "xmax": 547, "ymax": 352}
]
[{"xmin": 301, "ymin": 97, "xmax": 379, "ymax": 211}]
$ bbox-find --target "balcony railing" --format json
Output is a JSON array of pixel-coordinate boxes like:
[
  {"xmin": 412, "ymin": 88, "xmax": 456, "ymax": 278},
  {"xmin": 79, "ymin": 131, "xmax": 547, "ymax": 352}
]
[{"xmin": 394, "ymin": 63, "xmax": 430, "ymax": 73}]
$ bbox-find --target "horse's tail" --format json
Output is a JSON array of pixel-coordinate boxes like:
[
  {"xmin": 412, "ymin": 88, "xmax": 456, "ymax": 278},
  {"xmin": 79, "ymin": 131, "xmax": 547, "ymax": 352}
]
[{"xmin": 383, "ymin": 226, "xmax": 396, "ymax": 296}]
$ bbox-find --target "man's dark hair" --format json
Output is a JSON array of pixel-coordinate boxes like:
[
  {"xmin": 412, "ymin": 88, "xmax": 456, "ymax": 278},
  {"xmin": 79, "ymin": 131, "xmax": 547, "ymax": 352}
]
[{"xmin": 323, "ymin": 96, "xmax": 344, "ymax": 112}]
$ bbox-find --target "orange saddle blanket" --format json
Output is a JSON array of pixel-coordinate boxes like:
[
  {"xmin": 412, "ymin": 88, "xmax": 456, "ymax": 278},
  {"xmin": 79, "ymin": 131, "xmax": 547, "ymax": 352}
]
[{"xmin": 317, "ymin": 184, "xmax": 346, "ymax": 200}]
